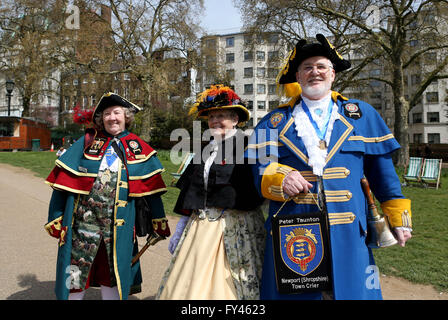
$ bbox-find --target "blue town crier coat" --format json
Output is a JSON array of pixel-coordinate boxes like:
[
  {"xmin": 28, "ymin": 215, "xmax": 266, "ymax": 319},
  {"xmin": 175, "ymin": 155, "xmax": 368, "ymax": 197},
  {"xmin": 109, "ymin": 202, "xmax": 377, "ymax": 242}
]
[
  {"xmin": 245, "ymin": 92, "xmax": 412, "ymax": 300},
  {"xmin": 44, "ymin": 129, "xmax": 168, "ymax": 300}
]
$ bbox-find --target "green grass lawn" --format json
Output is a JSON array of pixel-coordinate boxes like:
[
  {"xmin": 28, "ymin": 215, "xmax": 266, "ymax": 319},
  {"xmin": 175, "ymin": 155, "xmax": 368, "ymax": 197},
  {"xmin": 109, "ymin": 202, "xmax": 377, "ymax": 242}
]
[
  {"xmin": 0, "ymin": 150, "xmax": 182, "ymax": 218},
  {"xmin": 372, "ymin": 166, "xmax": 448, "ymax": 292},
  {"xmin": 0, "ymin": 150, "xmax": 447, "ymax": 292}
]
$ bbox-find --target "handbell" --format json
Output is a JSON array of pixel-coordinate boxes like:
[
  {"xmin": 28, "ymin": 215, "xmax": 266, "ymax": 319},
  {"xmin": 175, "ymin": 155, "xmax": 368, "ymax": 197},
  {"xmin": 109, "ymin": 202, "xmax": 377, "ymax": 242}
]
[
  {"xmin": 366, "ymin": 212, "xmax": 398, "ymax": 248},
  {"xmin": 361, "ymin": 178, "xmax": 398, "ymax": 248}
]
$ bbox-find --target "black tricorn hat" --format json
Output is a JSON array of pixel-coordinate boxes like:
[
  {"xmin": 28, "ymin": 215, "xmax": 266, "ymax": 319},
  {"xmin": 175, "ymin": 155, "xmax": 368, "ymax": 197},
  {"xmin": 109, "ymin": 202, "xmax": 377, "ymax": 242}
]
[
  {"xmin": 277, "ymin": 34, "xmax": 351, "ymax": 85},
  {"xmin": 92, "ymin": 92, "xmax": 141, "ymax": 122}
]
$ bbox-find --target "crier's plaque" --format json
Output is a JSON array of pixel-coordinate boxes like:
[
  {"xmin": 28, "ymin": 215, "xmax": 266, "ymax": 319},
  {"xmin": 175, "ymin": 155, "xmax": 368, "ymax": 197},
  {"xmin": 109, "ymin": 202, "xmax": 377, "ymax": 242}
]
[{"xmin": 271, "ymin": 211, "xmax": 332, "ymax": 294}]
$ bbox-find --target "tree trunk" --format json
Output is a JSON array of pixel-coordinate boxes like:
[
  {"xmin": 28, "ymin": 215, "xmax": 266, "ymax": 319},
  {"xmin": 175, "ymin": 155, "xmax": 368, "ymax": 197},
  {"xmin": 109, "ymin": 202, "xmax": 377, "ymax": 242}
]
[
  {"xmin": 21, "ymin": 95, "xmax": 31, "ymax": 118},
  {"xmin": 391, "ymin": 59, "xmax": 409, "ymax": 168},
  {"xmin": 139, "ymin": 85, "xmax": 152, "ymax": 142}
]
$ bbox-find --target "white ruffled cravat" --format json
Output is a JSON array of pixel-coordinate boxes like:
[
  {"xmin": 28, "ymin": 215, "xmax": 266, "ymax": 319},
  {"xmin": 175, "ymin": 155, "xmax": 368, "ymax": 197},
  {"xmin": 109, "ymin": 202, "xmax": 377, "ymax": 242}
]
[{"xmin": 292, "ymin": 93, "xmax": 340, "ymax": 176}]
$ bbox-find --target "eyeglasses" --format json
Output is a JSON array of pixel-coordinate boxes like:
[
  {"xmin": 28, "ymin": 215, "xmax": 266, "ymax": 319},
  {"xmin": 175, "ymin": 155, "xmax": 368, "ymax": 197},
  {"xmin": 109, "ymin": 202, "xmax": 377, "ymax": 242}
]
[
  {"xmin": 208, "ymin": 111, "xmax": 234, "ymax": 121},
  {"xmin": 300, "ymin": 64, "xmax": 333, "ymax": 74}
]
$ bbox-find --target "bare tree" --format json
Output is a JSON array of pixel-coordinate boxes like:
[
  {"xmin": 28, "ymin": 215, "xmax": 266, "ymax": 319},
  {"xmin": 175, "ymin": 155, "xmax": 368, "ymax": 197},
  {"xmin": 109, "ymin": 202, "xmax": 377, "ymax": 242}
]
[
  {"xmin": 61, "ymin": 0, "xmax": 204, "ymax": 141},
  {"xmin": 0, "ymin": 0, "xmax": 68, "ymax": 118},
  {"xmin": 235, "ymin": 0, "xmax": 448, "ymax": 167}
]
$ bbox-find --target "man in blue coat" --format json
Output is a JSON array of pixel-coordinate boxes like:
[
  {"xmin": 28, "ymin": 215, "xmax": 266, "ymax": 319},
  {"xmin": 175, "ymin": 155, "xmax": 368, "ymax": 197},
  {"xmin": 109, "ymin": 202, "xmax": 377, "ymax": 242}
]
[{"xmin": 245, "ymin": 34, "xmax": 412, "ymax": 300}]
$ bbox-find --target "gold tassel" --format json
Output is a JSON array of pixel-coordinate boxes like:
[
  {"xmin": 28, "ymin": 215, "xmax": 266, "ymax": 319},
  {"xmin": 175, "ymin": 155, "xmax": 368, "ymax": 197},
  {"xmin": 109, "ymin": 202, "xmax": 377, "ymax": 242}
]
[
  {"xmin": 188, "ymin": 103, "xmax": 199, "ymax": 116},
  {"xmin": 277, "ymin": 82, "xmax": 302, "ymax": 98},
  {"xmin": 284, "ymin": 83, "xmax": 301, "ymax": 97}
]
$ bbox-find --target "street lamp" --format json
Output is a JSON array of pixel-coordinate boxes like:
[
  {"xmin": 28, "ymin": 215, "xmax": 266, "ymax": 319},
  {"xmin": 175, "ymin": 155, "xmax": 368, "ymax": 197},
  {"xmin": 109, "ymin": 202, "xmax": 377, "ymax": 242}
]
[{"xmin": 6, "ymin": 79, "xmax": 14, "ymax": 116}]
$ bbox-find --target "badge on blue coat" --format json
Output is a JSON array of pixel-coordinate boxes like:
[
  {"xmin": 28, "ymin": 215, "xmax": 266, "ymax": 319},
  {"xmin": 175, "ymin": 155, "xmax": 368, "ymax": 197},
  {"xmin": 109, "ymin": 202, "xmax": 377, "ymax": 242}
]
[{"xmin": 280, "ymin": 223, "xmax": 323, "ymax": 276}]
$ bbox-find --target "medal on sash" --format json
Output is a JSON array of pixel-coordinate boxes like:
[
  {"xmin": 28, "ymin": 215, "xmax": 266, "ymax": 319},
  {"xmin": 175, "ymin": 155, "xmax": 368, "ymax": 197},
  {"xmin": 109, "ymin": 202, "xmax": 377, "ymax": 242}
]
[
  {"xmin": 271, "ymin": 190, "xmax": 332, "ymax": 294},
  {"xmin": 301, "ymin": 99, "xmax": 333, "ymax": 150},
  {"xmin": 319, "ymin": 140, "xmax": 327, "ymax": 150}
]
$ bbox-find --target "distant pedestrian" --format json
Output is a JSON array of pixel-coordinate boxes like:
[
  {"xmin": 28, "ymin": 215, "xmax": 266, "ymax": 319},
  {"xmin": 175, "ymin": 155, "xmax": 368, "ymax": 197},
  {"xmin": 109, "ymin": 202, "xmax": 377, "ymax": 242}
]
[{"xmin": 56, "ymin": 147, "xmax": 66, "ymax": 158}]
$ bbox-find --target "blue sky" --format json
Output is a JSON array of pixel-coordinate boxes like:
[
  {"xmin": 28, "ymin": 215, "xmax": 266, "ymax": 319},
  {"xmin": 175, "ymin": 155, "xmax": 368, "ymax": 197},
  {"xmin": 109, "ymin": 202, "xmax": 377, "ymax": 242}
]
[{"xmin": 200, "ymin": 0, "xmax": 243, "ymax": 34}]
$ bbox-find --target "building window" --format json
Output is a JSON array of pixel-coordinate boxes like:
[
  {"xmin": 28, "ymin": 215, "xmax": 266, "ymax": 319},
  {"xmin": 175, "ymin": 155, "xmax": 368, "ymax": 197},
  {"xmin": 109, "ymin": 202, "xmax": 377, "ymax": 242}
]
[
  {"xmin": 411, "ymin": 74, "xmax": 421, "ymax": 85},
  {"xmin": 244, "ymin": 84, "xmax": 253, "ymax": 94},
  {"xmin": 269, "ymin": 100, "xmax": 279, "ymax": 110},
  {"xmin": 257, "ymin": 68, "xmax": 266, "ymax": 78},
  {"xmin": 256, "ymin": 51, "xmax": 265, "ymax": 61},
  {"xmin": 256, "ymin": 34, "xmax": 265, "ymax": 44},
  {"xmin": 427, "ymin": 112, "xmax": 439, "ymax": 123},
  {"xmin": 413, "ymin": 133, "xmax": 422, "ymax": 143},
  {"xmin": 426, "ymin": 92, "xmax": 439, "ymax": 103},
  {"xmin": 226, "ymin": 69, "xmax": 235, "ymax": 80},
  {"xmin": 370, "ymin": 92, "xmax": 382, "ymax": 100},
  {"xmin": 428, "ymin": 133, "xmax": 440, "ymax": 144},
  {"xmin": 226, "ymin": 53, "xmax": 235, "ymax": 63},
  {"xmin": 257, "ymin": 84, "xmax": 266, "ymax": 94},
  {"xmin": 257, "ymin": 101, "xmax": 266, "ymax": 110},
  {"xmin": 268, "ymin": 84, "xmax": 277, "ymax": 95},
  {"xmin": 244, "ymin": 51, "xmax": 253, "ymax": 61},
  {"xmin": 244, "ymin": 67, "xmax": 253, "ymax": 78},
  {"xmin": 206, "ymin": 38, "xmax": 216, "ymax": 48},
  {"xmin": 268, "ymin": 34, "xmax": 279, "ymax": 44},
  {"xmin": 424, "ymin": 52, "xmax": 437, "ymax": 63},
  {"xmin": 205, "ymin": 55, "xmax": 216, "ymax": 66},
  {"xmin": 413, "ymin": 113, "xmax": 422, "ymax": 123},
  {"xmin": 268, "ymin": 51, "xmax": 279, "ymax": 61},
  {"xmin": 370, "ymin": 69, "xmax": 381, "ymax": 76},
  {"xmin": 226, "ymin": 37, "xmax": 234, "ymax": 47},
  {"xmin": 247, "ymin": 100, "xmax": 253, "ymax": 110},
  {"xmin": 268, "ymin": 68, "xmax": 278, "ymax": 78},
  {"xmin": 0, "ymin": 122, "xmax": 14, "ymax": 137}
]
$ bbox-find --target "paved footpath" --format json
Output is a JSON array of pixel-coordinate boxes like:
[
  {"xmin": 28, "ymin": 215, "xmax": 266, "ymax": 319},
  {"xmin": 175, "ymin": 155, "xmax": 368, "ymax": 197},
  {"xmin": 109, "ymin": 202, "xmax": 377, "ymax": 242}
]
[
  {"xmin": 0, "ymin": 163, "xmax": 178, "ymax": 300},
  {"xmin": 1, "ymin": 163, "xmax": 446, "ymax": 300}
]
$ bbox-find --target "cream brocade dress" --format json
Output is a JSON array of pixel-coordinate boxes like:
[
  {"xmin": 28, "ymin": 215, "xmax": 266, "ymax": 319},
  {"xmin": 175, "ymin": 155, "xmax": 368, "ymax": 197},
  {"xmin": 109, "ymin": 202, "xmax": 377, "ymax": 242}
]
[{"xmin": 156, "ymin": 136, "xmax": 266, "ymax": 300}]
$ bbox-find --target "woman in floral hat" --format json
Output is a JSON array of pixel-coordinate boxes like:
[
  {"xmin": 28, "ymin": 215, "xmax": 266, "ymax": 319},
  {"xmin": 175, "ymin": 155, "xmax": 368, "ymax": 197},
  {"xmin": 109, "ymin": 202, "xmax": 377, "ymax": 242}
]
[{"xmin": 157, "ymin": 85, "xmax": 266, "ymax": 300}]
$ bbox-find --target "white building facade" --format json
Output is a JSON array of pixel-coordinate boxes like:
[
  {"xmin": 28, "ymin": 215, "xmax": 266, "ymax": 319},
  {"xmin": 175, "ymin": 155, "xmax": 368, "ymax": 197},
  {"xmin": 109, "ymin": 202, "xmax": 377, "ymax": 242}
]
[{"xmin": 200, "ymin": 31, "xmax": 288, "ymax": 127}]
